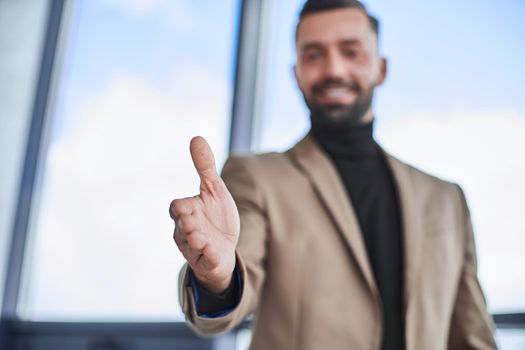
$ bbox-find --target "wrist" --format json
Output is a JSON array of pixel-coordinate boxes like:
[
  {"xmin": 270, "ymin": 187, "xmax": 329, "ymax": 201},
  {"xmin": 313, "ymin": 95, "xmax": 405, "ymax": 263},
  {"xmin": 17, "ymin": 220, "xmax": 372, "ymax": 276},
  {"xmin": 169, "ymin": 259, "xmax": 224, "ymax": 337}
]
[{"xmin": 193, "ymin": 271, "xmax": 233, "ymax": 295}]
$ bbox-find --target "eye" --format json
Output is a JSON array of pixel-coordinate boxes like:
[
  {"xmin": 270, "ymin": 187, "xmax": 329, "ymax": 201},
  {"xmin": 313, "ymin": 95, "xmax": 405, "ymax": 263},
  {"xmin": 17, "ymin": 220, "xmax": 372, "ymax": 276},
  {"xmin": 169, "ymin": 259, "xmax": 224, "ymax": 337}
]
[
  {"xmin": 342, "ymin": 48, "xmax": 358, "ymax": 59},
  {"xmin": 302, "ymin": 50, "xmax": 323, "ymax": 62}
]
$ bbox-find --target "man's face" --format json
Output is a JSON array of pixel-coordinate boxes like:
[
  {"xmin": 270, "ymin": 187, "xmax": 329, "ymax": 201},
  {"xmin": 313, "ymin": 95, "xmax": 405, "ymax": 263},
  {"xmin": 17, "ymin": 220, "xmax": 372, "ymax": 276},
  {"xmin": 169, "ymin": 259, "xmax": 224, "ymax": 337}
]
[{"xmin": 295, "ymin": 8, "xmax": 386, "ymax": 125}]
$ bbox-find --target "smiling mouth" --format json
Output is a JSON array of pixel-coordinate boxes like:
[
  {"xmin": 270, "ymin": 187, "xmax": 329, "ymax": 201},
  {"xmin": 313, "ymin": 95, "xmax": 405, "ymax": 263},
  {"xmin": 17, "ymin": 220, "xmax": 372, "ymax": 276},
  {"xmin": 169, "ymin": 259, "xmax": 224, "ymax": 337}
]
[
  {"xmin": 312, "ymin": 79, "xmax": 361, "ymax": 103},
  {"xmin": 320, "ymin": 87, "xmax": 351, "ymax": 98},
  {"xmin": 314, "ymin": 86, "xmax": 358, "ymax": 105}
]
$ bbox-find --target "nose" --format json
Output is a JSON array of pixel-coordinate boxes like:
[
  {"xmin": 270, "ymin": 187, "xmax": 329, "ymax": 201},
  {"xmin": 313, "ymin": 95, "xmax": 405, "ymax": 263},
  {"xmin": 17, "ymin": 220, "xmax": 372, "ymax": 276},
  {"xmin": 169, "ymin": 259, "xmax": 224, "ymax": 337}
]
[{"xmin": 324, "ymin": 50, "xmax": 346, "ymax": 80}]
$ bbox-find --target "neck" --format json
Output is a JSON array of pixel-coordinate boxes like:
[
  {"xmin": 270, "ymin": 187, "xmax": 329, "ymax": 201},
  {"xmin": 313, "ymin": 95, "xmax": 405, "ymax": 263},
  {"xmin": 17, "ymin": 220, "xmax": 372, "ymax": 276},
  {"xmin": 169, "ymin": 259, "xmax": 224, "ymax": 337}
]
[{"xmin": 310, "ymin": 115, "xmax": 378, "ymax": 158}]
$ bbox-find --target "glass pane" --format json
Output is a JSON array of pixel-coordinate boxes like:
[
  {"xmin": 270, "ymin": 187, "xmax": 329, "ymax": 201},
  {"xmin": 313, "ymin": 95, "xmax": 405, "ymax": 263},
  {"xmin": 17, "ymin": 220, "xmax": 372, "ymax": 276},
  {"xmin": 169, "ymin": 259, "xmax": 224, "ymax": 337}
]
[
  {"xmin": 0, "ymin": 0, "xmax": 50, "ymax": 304},
  {"xmin": 20, "ymin": 0, "xmax": 239, "ymax": 321},
  {"xmin": 496, "ymin": 329, "xmax": 525, "ymax": 350},
  {"xmin": 255, "ymin": 0, "xmax": 525, "ymax": 314}
]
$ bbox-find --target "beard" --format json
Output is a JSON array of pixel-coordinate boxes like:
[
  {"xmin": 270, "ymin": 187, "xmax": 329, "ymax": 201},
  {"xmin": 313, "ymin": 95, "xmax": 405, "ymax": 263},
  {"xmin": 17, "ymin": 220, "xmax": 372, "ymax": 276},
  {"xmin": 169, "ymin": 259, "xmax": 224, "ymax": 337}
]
[{"xmin": 303, "ymin": 77, "xmax": 375, "ymax": 131}]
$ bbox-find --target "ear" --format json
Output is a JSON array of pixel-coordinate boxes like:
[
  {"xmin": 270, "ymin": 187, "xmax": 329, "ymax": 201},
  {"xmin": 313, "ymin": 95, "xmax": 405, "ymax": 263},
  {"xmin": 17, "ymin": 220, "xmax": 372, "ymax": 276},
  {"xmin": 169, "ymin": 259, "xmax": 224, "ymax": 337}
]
[
  {"xmin": 292, "ymin": 63, "xmax": 302, "ymax": 89},
  {"xmin": 377, "ymin": 57, "xmax": 388, "ymax": 85},
  {"xmin": 293, "ymin": 63, "xmax": 299, "ymax": 84}
]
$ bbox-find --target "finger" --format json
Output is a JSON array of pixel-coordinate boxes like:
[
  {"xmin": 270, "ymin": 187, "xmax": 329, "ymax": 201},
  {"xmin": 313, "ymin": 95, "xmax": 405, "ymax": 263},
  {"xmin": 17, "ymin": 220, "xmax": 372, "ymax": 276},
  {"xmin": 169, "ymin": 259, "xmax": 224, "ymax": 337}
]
[
  {"xmin": 169, "ymin": 198, "xmax": 195, "ymax": 219},
  {"xmin": 173, "ymin": 226, "xmax": 187, "ymax": 246},
  {"xmin": 173, "ymin": 228, "xmax": 199, "ymax": 261},
  {"xmin": 201, "ymin": 244, "xmax": 220, "ymax": 269},
  {"xmin": 178, "ymin": 240, "xmax": 202, "ymax": 266},
  {"xmin": 189, "ymin": 136, "xmax": 220, "ymax": 190},
  {"xmin": 177, "ymin": 213, "xmax": 199, "ymax": 233},
  {"xmin": 186, "ymin": 231, "xmax": 208, "ymax": 252},
  {"xmin": 178, "ymin": 241, "xmax": 204, "ymax": 267}
]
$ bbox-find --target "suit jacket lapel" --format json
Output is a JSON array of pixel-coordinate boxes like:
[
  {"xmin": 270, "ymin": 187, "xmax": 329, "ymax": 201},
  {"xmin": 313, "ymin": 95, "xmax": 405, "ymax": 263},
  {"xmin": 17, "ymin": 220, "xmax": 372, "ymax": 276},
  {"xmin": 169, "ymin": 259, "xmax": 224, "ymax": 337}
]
[
  {"xmin": 383, "ymin": 151, "xmax": 424, "ymax": 312},
  {"xmin": 288, "ymin": 134, "xmax": 379, "ymax": 298},
  {"xmin": 288, "ymin": 134, "xmax": 424, "ymax": 313}
]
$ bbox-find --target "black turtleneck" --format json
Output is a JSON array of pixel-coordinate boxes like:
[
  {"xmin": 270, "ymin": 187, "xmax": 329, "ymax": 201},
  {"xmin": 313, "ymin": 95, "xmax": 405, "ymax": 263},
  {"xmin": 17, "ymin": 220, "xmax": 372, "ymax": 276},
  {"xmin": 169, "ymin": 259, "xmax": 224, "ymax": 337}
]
[{"xmin": 312, "ymin": 120, "xmax": 405, "ymax": 350}]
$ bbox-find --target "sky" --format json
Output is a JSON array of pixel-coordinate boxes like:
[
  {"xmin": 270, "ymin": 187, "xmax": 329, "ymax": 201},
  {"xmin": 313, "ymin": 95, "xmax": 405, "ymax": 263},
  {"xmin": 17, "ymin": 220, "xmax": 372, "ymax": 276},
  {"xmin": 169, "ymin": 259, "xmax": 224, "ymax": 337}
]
[
  {"xmin": 19, "ymin": 0, "xmax": 525, "ymax": 330},
  {"xmin": 257, "ymin": 0, "xmax": 525, "ymax": 150}
]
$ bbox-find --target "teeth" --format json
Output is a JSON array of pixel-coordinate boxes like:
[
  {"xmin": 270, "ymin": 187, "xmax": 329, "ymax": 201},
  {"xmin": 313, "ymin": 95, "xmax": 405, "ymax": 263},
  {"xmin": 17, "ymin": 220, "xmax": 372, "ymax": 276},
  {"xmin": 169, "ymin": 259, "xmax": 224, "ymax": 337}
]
[{"xmin": 324, "ymin": 88, "xmax": 348, "ymax": 97}]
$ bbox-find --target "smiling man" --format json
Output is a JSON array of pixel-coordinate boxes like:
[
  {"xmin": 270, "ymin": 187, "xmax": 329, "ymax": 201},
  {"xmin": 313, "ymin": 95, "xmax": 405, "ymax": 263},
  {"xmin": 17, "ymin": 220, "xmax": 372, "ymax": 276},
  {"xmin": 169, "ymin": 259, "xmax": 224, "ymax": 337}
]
[
  {"xmin": 295, "ymin": 2, "xmax": 384, "ymax": 128},
  {"xmin": 170, "ymin": 1, "xmax": 497, "ymax": 349}
]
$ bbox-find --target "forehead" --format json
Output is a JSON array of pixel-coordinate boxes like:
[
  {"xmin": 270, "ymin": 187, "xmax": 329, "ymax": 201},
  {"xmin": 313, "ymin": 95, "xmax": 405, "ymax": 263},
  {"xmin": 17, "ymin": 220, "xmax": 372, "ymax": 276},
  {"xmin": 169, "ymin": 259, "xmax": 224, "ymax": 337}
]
[{"xmin": 296, "ymin": 8, "xmax": 376, "ymax": 48}]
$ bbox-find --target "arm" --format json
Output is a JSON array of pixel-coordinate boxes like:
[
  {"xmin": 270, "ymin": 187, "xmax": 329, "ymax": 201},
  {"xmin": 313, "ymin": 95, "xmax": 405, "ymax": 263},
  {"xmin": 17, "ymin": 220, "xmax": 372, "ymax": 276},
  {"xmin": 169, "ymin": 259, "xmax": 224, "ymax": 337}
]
[
  {"xmin": 177, "ymin": 153, "xmax": 268, "ymax": 336},
  {"xmin": 447, "ymin": 185, "xmax": 498, "ymax": 349}
]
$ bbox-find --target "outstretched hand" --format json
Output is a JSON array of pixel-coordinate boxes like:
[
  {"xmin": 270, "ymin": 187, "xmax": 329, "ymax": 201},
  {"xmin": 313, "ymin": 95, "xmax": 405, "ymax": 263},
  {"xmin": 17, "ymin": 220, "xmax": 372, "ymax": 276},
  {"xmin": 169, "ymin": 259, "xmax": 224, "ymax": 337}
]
[{"xmin": 170, "ymin": 136, "xmax": 240, "ymax": 294}]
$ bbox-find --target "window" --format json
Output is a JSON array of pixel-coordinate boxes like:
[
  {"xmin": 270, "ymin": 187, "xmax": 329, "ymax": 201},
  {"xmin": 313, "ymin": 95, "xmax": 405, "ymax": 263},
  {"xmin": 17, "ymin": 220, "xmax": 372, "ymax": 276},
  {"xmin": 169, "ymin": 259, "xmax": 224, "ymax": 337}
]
[{"xmin": 19, "ymin": 0, "xmax": 240, "ymax": 321}]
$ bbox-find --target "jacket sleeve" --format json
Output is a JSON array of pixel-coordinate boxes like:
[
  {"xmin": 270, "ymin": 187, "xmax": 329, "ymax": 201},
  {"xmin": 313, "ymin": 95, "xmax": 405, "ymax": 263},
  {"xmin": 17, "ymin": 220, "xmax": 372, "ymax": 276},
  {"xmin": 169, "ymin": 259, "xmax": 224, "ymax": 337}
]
[
  {"xmin": 187, "ymin": 264, "xmax": 241, "ymax": 317},
  {"xmin": 447, "ymin": 185, "xmax": 498, "ymax": 349},
  {"xmin": 178, "ymin": 155, "xmax": 268, "ymax": 337}
]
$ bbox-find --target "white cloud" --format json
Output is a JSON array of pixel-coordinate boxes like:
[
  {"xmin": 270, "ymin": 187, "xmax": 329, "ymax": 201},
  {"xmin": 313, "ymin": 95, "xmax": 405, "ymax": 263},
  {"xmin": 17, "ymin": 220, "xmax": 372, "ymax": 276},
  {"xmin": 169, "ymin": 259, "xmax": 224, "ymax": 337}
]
[
  {"xmin": 99, "ymin": 0, "xmax": 200, "ymax": 31},
  {"xmin": 22, "ymin": 70, "xmax": 231, "ymax": 320},
  {"xmin": 100, "ymin": 0, "xmax": 168, "ymax": 17}
]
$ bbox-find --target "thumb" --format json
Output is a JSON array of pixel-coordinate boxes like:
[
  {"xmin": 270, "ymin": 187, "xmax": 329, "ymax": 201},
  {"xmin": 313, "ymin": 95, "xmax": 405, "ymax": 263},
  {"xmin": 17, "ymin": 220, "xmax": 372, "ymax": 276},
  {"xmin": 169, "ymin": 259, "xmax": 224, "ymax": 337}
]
[{"xmin": 190, "ymin": 136, "xmax": 219, "ymax": 187}]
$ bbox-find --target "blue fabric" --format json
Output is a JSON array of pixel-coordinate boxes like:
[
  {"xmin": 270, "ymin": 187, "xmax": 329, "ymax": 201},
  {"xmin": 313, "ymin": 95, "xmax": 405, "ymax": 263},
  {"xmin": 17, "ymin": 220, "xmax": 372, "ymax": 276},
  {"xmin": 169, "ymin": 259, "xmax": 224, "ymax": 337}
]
[{"xmin": 188, "ymin": 265, "xmax": 242, "ymax": 318}]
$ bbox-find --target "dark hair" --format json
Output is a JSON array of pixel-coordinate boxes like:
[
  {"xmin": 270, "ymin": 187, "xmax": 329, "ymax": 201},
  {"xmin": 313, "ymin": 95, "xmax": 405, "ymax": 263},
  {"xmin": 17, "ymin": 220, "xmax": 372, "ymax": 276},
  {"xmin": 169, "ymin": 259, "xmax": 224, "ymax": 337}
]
[{"xmin": 295, "ymin": 0, "xmax": 380, "ymax": 41}]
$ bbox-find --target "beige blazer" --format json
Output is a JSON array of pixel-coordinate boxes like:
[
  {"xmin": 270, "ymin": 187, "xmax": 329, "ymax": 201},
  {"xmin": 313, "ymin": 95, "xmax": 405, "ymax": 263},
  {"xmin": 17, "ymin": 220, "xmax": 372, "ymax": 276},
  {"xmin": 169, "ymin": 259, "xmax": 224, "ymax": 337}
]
[{"xmin": 179, "ymin": 134, "xmax": 497, "ymax": 350}]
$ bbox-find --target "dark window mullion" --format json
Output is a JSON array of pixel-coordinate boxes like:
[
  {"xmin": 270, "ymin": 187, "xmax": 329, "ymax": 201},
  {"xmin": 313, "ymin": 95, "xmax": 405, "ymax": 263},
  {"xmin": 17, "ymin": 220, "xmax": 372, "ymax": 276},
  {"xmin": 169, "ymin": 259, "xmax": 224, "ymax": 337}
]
[{"xmin": 1, "ymin": 0, "xmax": 66, "ymax": 321}]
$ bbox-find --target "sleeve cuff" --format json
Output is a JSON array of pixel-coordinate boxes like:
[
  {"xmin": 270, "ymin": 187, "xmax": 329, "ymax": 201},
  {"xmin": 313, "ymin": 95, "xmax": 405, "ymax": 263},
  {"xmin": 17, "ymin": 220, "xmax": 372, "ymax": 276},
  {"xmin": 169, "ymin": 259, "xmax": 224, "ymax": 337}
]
[{"xmin": 187, "ymin": 263, "xmax": 242, "ymax": 318}]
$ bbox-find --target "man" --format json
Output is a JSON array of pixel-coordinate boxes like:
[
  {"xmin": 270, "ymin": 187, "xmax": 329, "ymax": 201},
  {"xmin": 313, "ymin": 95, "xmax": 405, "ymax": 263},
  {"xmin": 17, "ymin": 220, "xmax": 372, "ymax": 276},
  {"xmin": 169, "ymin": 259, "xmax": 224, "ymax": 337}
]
[{"xmin": 169, "ymin": 0, "xmax": 497, "ymax": 349}]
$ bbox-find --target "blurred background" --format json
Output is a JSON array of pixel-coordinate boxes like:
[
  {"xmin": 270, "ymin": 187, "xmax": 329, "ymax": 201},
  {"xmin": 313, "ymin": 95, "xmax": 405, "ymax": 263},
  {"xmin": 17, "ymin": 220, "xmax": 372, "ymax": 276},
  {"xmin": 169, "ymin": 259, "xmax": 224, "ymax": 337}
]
[{"xmin": 0, "ymin": 0, "xmax": 523, "ymax": 349}]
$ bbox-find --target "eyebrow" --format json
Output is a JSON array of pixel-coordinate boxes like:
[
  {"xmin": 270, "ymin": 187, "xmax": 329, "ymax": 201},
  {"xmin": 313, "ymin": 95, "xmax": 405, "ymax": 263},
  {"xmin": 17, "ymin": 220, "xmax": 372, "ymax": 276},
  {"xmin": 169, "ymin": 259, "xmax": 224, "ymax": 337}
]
[
  {"xmin": 300, "ymin": 38, "xmax": 362, "ymax": 52},
  {"xmin": 300, "ymin": 42, "xmax": 324, "ymax": 52},
  {"xmin": 339, "ymin": 38, "xmax": 362, "ymax": 47}
]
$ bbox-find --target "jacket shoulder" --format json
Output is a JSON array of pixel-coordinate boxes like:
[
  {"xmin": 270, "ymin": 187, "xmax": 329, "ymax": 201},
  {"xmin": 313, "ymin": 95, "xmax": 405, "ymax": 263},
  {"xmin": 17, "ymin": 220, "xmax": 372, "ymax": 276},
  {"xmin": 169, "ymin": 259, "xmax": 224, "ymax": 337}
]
[
  {"xmin": 220, "ymin": 150, "xmax": 298, "ymax": 186},
  {"xmin": 388, "ymin": 152, "xmax": 458, "ymax": 189},
  {"xmin": 386, "ymin": 153, "xmax": 466, "ymax": 218}
]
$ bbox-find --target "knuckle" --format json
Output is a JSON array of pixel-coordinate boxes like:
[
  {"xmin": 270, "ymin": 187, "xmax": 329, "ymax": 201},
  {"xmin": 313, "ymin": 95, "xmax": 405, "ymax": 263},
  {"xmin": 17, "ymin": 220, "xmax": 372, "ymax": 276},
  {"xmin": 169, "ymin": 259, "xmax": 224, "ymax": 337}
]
[
  {"xmin": 176, "ymin": 218, "xmax": 184, "ymax": 231},
  {"xmin": 169, "ymin": 200, "xmax": 178, "ymax": 219},
  {"xmin": 186, "ymin": 233, "xmax": 198, "ymax": 247},
  {"xmin": 206, "ymin": 178, "xmax": 225, "ymax": 196},
  {"xmin": 173, "ymin": 233, "xmax": 183, "ymax": 246},
  {"xmin": 170, "ymin": 198, "xmax": 191, "ymax": 219},
  {"xmin": 178, "ymin": 214, "xmax": 193, "ymax": 232},
  {"xmin": 174, "ymin": 228, "xmax": 187, "ymax": 244},
  {"xmin": 174, "ymin": 199, "xmax": 184, "ymax": 212},
  {"xmin": 187, "ymin": 233, "xmax": 205, "ymax": 249}
]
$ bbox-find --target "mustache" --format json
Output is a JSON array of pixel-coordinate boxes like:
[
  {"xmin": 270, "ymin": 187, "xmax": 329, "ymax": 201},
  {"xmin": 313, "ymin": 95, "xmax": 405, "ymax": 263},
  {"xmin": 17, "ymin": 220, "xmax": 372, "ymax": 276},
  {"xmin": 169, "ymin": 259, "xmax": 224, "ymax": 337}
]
[{"xmin": 311, "ymin": 78, "xmax": 362, "ymax": 95}]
